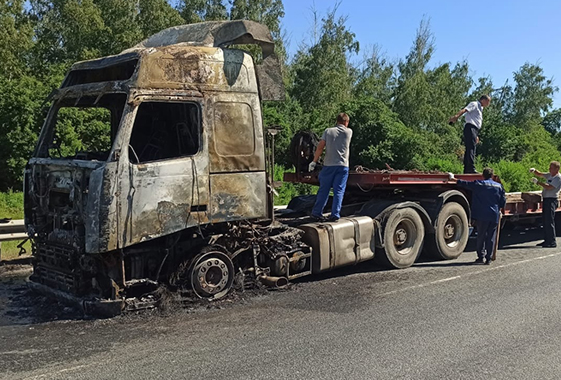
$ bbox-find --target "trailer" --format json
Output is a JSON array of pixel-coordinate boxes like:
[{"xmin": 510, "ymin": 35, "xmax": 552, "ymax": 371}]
[{"xmin": 22, "ymin": 21, "xmax": 560, "ymax": 316}]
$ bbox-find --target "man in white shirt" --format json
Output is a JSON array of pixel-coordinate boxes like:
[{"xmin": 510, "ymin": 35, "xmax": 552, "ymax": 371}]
[
  {"xmin": 449, "ymin": 95, "xmax": 491, "ymax": 174},
  {"xmin": 530, "ymin": 161, "xmax": 561, "ymax": 248}
]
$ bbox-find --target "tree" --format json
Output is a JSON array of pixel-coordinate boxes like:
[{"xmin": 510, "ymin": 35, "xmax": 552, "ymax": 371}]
[
  {"xmin": 0, "ymin": 0, "xmax": 34, "ymax": 78},
  {"xmin": 178, "ymin": 0, "xmax": 228, "ymax": 23},
  {"xmin": 510, "ymin": 63, "xmax": 557, "ymax": 125},
  {"xmin": 353, "ymin": 45, "xmax": 394, "ymax": 106},
  {"xmin": 543, "ymin": 109, "xmax": 561, "ymax": 135},
  {"xmin": 290, "ymin": 7, "xmax": 359, "ymax": 131}
]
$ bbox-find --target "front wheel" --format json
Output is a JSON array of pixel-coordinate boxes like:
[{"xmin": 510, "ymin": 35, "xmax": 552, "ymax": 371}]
[
  {"xmin": 189, "ymin": 251, "xmax": 235, "ymax": 299},
  {"xmin": 378, "ymin": 207, "xmax": 425, "ymax": 269}
]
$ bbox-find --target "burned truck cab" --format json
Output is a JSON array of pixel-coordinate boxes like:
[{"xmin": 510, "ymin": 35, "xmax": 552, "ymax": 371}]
[{"xmin": 24, "ymin": 21, "xmax": 285, "ymax": 308}]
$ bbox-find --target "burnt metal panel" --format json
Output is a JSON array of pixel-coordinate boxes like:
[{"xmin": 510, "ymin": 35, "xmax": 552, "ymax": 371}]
[
  {"xmin": 255, "ymin": 53, "xmax": 284, "ymax": 101},
  {"xmin": 131, "ymin": 20, "xmax": 275, "ymax": 58},
  {"xmin": 207, "ymin": 93, "xmax": 265, "ymax": 173},
  {"xmin": 209, "ymin": 172, "xmax": 267, "ymax": 223}
]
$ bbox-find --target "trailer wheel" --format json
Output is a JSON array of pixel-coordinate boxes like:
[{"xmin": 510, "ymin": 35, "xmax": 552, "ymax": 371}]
[
  {"xmin": 189, "ymin": 251, "xmax": 235, "ymax": 299},
  {"xmin": 379, "ymin": 208, "xmax": 425, "ymax": 269},
  {"xmin": 428, "ymin": 202, "xmax": 469, "ymax": 260}
]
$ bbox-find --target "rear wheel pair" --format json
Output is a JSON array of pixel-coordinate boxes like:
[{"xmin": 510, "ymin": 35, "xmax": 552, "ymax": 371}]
[{"xmin": 378, "ymin": 203, "xmax": 469, "ymax": 269}]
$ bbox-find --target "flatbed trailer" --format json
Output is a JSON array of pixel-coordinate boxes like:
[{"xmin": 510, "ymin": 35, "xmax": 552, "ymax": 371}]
[{"xmin": 282, "ymin": 169, "xmax": 561, "ymax": 270}]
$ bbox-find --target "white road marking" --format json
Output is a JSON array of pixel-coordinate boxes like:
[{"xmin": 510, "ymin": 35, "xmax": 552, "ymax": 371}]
[
  {"xmin": 23, "ymin": 364, "xmax": 93, "ymax": 380},
  {"xmin": 379, "ymin": 251, "xmax": 561, "ymax": 297}
]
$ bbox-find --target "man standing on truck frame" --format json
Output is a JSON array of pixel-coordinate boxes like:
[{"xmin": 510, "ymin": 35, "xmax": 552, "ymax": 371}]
[
  {"xmin": 448, "ymin": 168, "xmax": 506, "ymax": 264},
  {"xmin": 448, "ymin": 95, "xmax": 491, "ymax": 174},
  {"xmin": 530, "ymin": 161, "xmax": 561, "ymax": 248},
  {"xmin": 308, "ymin": 113, "xmax": 353, "ymax": 222}
]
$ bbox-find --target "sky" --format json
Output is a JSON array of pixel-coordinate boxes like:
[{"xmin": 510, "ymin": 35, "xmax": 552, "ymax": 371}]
[{"xmin": 281, "ymin": 0, "xmax": 561, "ymax": 107}]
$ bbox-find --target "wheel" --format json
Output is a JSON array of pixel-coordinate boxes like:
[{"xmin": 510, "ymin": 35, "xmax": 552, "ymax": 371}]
[
  {"xmin": 378, "ymin": 207, "xmax": 425, "ymax": 269},
  {"xmin": 189, "ymin": 251, "xmax": 234, "ymax": 299},
  {"xmin": 427, "ymin": 202, "xmax": 469, "ymax": 260}
]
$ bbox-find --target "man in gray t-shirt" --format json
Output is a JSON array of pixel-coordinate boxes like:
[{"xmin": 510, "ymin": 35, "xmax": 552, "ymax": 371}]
[
  {"xmin": 309, "ymin": 113, "xmax": 353, "ymax": 222},
  {"xmin": 530, "ymin": 161, "xmax": 561, "ymax": 247}
]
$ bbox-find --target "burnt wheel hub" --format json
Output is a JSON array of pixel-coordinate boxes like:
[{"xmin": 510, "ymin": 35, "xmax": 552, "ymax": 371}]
[
  {"xmin": 196, "ymin": 258, "xmax": 230, "ymax": 295},
  {"xmin": 394, "ymin": 228, "xmax": 408, "ymax": 246},
  {"xmin": 190, "ymin": 251, "xmax": 235, "ymax": 299}
]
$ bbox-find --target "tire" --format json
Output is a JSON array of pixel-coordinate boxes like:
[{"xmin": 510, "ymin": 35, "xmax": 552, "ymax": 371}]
[
  {"xmin": 189, "ymin": 251, "xmax": 234, "ymax": 299},
  {"xmin": 427, "ymin": 202, "xmax": 469, "ymax": 260},
  {"xmin": 378, "ymin": 208, "xmax": 425, "ymax": 269}
]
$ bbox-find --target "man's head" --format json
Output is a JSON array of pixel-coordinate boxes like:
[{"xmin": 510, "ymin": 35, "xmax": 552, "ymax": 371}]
[
  {"xmin": 337, "ymin": 112, "xmax": 350, "ymax": 127},
  {"xmin": 549, "ymin": 161, "xmax": 560, "ymax": 176},
  {"xmin": 482, "ymin": 167, "xmax": 494, "ymax": 180},
  {"xmin": 479, "ymin": 95, "xmax": 491, "ymax": 107}
]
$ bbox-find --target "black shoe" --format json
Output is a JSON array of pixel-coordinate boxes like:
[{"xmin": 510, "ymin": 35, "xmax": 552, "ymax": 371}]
[
  {"xmin": 328, "ymin": 215, "xmax": 340, "ymax": 222},
  {"xmin": 474, "ymin": 258, "xmax": 484, "ymax": 264},
  {"xmin": 310, "ymin": 214, "xmax": 327, "ymax": 222},
  {"xmin": 484, "ymin": 259, "xmax": 491, "ymax": 265},
  {"xmin": 542, "ymin": 243, "xmax": 557, "ymax": 248}
]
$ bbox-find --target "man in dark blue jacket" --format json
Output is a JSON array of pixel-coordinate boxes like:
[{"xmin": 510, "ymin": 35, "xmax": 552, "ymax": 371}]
[{"xmin": 448, "ymin": 168, "xmax": 506, "ymax": 264}]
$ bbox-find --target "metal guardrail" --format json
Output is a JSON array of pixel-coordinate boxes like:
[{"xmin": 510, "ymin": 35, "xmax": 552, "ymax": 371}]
[{"xmin": 0, "ymin": 219, "xmax": 27, "ymax": 260}]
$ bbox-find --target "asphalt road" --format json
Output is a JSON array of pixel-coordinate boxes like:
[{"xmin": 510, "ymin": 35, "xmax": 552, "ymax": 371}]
[{"xmin": 2, "ymin": 227, "xmax": 561, "ymax": 380}]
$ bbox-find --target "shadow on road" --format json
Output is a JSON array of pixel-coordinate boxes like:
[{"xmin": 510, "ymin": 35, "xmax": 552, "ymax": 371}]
[{"xmin": 0, "ymin": 265, "xmax": 89, "ymax": 327}]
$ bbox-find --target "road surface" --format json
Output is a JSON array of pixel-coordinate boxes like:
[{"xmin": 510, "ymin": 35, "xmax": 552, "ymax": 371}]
[{"xmin": 2, "ymin": 227, "xmax": 561, "ymax": 380}]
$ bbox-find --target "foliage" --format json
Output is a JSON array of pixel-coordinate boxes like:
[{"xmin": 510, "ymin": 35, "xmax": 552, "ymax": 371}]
[
  {"xmin": 273, "ymin": 164, "xmax": 315, "ymax": 205},
  {"xmin": 0, "ymin": 190, "xmax": 24, "ymax": 219},
  {"xmin": 0, "ymin": 0, "xmax": 560, "ymax": 198}
]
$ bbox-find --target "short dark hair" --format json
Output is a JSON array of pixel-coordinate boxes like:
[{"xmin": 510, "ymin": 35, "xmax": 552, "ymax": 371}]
[
  {"xmin": 480, "ymin": 94, "xmax": 491, "ymax": 102},
  {"xmin": 337, "ymin": 113, "xmax": 350, "ymax": 124},
  {"xmin": 483, "ymin": 167, "xmax": 494, "ymax": 179}
]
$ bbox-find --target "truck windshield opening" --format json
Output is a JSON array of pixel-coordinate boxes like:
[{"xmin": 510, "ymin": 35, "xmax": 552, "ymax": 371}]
[{"xmin": 43, "ymin": 93, "xmax": 126, "ymax": 160}]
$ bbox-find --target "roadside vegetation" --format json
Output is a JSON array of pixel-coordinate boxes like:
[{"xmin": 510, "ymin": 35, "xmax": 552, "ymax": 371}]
[
  {"xmin": 1, "ymin": 1, "xmax": 560, "ymax": 214},
  {"xmin": 0, "ymin": 191, "xmax": 29, "ymax": 260}
]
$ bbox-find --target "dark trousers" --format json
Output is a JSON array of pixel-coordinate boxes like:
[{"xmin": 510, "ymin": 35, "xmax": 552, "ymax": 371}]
[
  {"xmin": 476, "ymin": 220, "xmax": 498, "ymax": 260},
  {"xmin": 543, "ymin": 198, "xmax": 558, "ymax": 245},
  {"xmin": 463, "ymin": 123, "xmax": 479, "ymax": 174}
]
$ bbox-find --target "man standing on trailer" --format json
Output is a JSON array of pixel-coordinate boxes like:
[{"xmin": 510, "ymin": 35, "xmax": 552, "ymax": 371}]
[
  {"xmin": 448, "ymin": 95, "xmax": 491, "ymax": 174},
  {"xmin": 448, "ymin": 168, "xmax": 506, "ymax": 264},
  {"xmin": 308, "ymin": 113, "xmax": 353, "ymax": 222},
  {"xmin": 530, "ymin": 161, "xmax": 561, "ymax": 248}
]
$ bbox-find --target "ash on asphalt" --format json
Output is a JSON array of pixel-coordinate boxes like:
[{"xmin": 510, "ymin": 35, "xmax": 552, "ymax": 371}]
[{"xmin": 0, "ymin": 225, "xmax": 547, "ymax": 325}]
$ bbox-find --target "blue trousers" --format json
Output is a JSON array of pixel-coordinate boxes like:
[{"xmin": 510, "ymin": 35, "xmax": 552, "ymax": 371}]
[
  {"xmin": 476, "ymin": 219, "xmax": 498, "ymax": 260},
  {"xmin": 312, "ymin": 166, "xmax": 349, "ymax": 219}
]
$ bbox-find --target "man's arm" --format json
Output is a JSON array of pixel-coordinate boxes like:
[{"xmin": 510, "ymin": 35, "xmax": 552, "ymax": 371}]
[
  {"xmin": 537, "ymin": 182, "xmax": 555, "ymax": 190},
  {"xmin": 312, "ymin": 140, "xmax": 326, "ymax": 164},
  {"xmin": 448, "ymin": 108, "xmax": 467, "ymax": 124},
  {"xmin": 529, "ymin": 168, "xmax": 547, "ymax": 178}
]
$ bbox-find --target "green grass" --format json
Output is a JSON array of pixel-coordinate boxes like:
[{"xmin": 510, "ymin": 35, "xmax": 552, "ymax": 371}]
[{"xmin": 0, "ymin": 191, "xmax": 29, "ymax": 261}]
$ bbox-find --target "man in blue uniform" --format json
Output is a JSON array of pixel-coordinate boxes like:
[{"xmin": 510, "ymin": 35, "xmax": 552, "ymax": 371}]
[{"xmin": 448, "ymin": 168, "xmax": 506, "ymax": 264}]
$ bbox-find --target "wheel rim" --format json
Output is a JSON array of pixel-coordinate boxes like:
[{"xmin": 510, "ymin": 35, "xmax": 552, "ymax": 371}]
[
  {"xmin": 393, "ymin": 219, "xmax": 416, "ymax": 255},
  {"xmin": 190, "ymin": 252, "xmax": 234, "ymax": 299},
  {"xmin": 443, "ymin": 214, "xmax": 463, "ymax": 248}
]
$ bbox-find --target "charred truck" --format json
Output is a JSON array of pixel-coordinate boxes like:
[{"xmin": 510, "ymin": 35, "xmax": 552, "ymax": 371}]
[{"xmin": 24, "ymin": 21, "xmax": 556, "ymax": 316}]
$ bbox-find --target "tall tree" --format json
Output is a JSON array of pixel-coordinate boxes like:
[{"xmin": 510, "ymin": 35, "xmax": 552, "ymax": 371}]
[
  {"xmin": 510, "ymin": 63, "xmax": 557, "ymax": 125},
  {"xmin": 0, "ymin": 0, "xmax": 34, "ymax": 78},
  {"xmin": 290, "ymin": 7, "xmax": 359, "ymax": 131}
]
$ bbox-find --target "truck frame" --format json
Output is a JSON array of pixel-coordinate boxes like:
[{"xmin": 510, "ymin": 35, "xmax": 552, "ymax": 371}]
[{"xmin": 23, "ymin": 21, "xmax": 560, "ymax": 316}]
